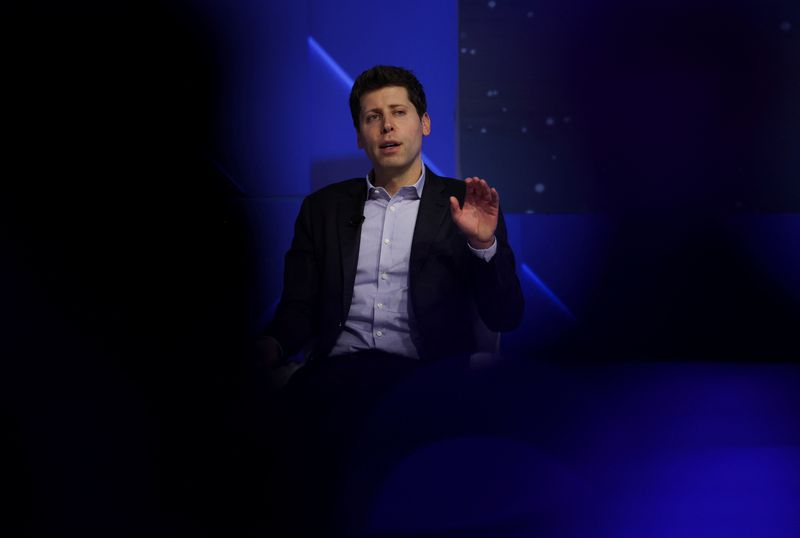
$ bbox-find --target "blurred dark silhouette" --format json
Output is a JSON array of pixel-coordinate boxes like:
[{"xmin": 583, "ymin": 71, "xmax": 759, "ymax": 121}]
[{"xmin": 5, "ymin": 1, "xmax": 267, "ymax": 535}]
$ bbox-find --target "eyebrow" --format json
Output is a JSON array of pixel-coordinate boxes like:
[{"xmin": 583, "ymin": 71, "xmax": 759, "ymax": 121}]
[{"xmin": 363, "ymin": 104, "xmax": 408, "ymax": 114}]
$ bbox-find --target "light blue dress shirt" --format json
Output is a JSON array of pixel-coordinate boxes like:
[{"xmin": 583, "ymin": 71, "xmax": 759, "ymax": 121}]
[{"xmin": 330, "ymin": 165, "xmax": 497, "ymax": 359}]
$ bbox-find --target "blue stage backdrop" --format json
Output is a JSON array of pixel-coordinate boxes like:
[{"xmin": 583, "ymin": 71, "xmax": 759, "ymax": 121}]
[{"xmin": 198, "ymin": 0, "xmax": 457, "ymax": 199}]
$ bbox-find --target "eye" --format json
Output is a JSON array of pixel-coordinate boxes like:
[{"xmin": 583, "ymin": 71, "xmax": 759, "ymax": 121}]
[
  {"xmin": 366, "ymin": 113, "xmax": 380, "ymax": 122},
  {"xmin": 394, "ymin": 110, "xmax": 406, "ymax": 116}
]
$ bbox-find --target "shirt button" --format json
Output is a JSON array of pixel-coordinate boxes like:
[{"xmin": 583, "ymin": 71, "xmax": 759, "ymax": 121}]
[
  {"xmin": 383, "ymin": 238, "xmax": 390, "ymax": 245},
  {"xmin": 380, "ymin": 272, "xmax": 388, "ymax": 280},
  {"xmin": 375, "ymin": 330, "xmax": 383, "ymax": 337},
  {"xmin": 376, "ymin": 303, "xmax": 383, "ymax": 309},
  {"xmin": 389, "ymin": 206, "xmax": 396, "ymax": 212}
]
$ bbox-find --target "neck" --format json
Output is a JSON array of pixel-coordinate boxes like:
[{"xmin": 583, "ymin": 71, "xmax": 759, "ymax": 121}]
[{"xmin": 372, "ymin": 160, "xmax": 423, "ymax": 196}]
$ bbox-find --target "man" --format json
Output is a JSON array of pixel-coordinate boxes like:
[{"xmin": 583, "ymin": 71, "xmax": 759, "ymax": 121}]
[
  {"xmin": 261, "ymin": 65, "xmax": 523, "ymax": 365},
  {"xmin": 259, "ymin": 65, "xmax": 524, "ymax": 535}
]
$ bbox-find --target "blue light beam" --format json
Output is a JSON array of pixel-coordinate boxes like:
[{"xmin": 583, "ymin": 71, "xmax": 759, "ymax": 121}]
[
  {"xmin": 308, "ymin": 35, "xmax": 353, "ymax": 89},
  {"xmin": 307, "ymin": 35, "xmax": 445, "ymax": 177},
  {"xmin": 520, "ymin": 263, "xmax": 576, "ymax": 321}
]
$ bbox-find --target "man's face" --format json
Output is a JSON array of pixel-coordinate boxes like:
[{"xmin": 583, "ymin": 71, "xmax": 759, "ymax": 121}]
[{"xmin": 356, "ymin": 85, "xmax": 430, "ymax": 177}]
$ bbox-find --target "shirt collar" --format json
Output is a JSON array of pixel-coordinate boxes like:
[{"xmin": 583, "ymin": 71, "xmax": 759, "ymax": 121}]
[{"xmin": 366, "ymin": 163, "xmax": 426, "ymax": 199}]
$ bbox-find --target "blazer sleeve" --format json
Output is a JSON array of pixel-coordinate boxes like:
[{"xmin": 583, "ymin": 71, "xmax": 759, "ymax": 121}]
[
  {"xmin": 466, "ymin": 208, "xmax": 524, "ymax": 332},
  {"xmin": 262, "ymin": 196, "xmax": 319, "ymax": 357}
]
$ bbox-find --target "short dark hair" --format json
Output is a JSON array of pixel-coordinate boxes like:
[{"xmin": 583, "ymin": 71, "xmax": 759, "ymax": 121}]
[{"xmin": 349, "ymin": 65, "xmax": 427, "ymax": 130}]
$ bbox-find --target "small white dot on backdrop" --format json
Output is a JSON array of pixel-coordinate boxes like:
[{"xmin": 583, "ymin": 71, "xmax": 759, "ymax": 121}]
[
  {"xmin": 535, "ymin": 183, "xmax": 546, "ymax": 193},
  {"xmin": 780, "ymin": 21, "xmax": 792, "ymax": 32},
  {"xmin": 563, "ymin": 116, "xmax": 572, "ymax": 123},
  {"xmin": 488, "ymin": 1, "xmax": 496, "ymax": 8},
  {"xmin": 551, "ymin": 155, "xmax": 558, "ymax": 160},
  {"xmin": 461, "ymin": 47, "xmax": 468, "ymax": 54},
  {"xmin": 525, "ymin": 209, "xmax": 535, "ymax": 214},
  {"xmin": 545, "ymin": 116, "xmax": 555, "ymax": 126},
  {"xmin": 501, "ymin": 107, "xmax": 508, "ymax": 113},
  {"xmin": 480, "ymin": 127, "xmax": 487, "ymax": 134},
  {"xmin": 520, "ymin": 126, "xmax": 528, "ymax": 133},
  {"xmin": 527, "ymin": 11, "xmax": 534, "ymax": 18},
  {"xmin": 470, "ymin": 48, "xmax": 477, "ymax": 55}
]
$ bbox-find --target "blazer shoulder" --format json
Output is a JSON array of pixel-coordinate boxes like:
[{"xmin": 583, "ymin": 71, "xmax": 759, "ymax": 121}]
[{"xmin": 425, "ymin": 170, "xmax": 465, "ymax": 196}]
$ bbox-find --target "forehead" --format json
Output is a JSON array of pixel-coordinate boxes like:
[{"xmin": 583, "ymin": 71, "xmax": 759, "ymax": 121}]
[{"xmin": 359, "ymin": 85, "xmax": 412, "ymax": 111}]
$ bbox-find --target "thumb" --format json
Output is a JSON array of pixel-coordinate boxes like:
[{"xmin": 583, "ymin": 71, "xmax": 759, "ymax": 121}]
[{"xmin": 449, "ymin": 196, "xmax": 461, "ymax": 219}]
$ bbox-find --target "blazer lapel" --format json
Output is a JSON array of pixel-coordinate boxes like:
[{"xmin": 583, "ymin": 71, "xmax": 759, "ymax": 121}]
[
  {"xmin": 410, "ymin": 171, "xmax": 451, "ymax": 279},
  {"xmin": 338, "ymin": 179, "xmax": 368, "ymax": 319}
]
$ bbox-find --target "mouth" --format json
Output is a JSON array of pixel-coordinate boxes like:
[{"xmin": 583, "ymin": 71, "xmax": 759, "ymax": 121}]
[{"xmin": 379, "ymin": 141, "xmax": 402, "ymax": 150}]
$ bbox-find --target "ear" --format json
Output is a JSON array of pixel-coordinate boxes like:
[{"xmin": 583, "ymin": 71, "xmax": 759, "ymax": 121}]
[{"xmin": 421, "ymin": 112, "xmax": 431, "ymax": 137}]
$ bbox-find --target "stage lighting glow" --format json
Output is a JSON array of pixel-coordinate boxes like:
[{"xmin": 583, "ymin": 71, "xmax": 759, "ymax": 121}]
[{"xmin": 521, "ymin": 262, "xmax": 576, "ymax": 320}]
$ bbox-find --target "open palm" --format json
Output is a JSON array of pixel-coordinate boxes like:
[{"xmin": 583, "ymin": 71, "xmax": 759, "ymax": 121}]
[{"xmin": 449, "ymin": 177, "xmax": 499, "ymax": 249}]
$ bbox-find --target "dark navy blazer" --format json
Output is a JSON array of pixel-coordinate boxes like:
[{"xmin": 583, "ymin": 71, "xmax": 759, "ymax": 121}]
[{"xmin": 264, "ymin": 170, "xmax": 524, "ymax": 361}]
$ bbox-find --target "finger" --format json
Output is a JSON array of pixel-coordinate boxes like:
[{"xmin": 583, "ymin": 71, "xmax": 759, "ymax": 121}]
[
  {"xmin": 482, "ymin": 179, "xmax": 492, "ymax": 199},
  {"xmin": 490, "ymin": 187, "xmax": 500, "ymax": 206},
  {"xmin": 465, "ymin": 178, "xmax": 477, "ymax": 199},
  {"xmin": 449, "ymin": 195, "xmax": 462, "ymax": 217}
]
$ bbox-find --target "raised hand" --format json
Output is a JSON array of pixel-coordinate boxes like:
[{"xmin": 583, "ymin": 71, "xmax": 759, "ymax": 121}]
[{"xmin": 449, "ymin": 177, "xmax": 499, "ymax": 249}]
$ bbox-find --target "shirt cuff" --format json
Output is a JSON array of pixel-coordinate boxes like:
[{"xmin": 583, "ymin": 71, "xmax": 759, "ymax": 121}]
[{"xmin": 468, "ymin": 237, "xmax": 497, "ymax": 262}]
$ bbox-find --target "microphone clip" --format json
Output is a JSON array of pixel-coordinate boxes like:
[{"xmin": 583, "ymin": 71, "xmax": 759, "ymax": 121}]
[{"xmin": 348, "ymin": 215, "xmax": 365, "ymax": 227}]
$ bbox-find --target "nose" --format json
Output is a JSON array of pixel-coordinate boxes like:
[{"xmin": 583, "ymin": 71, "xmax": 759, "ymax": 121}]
[{"xmin": 381, "ymin": 117, "xmax": 394, "ymax": 133}]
